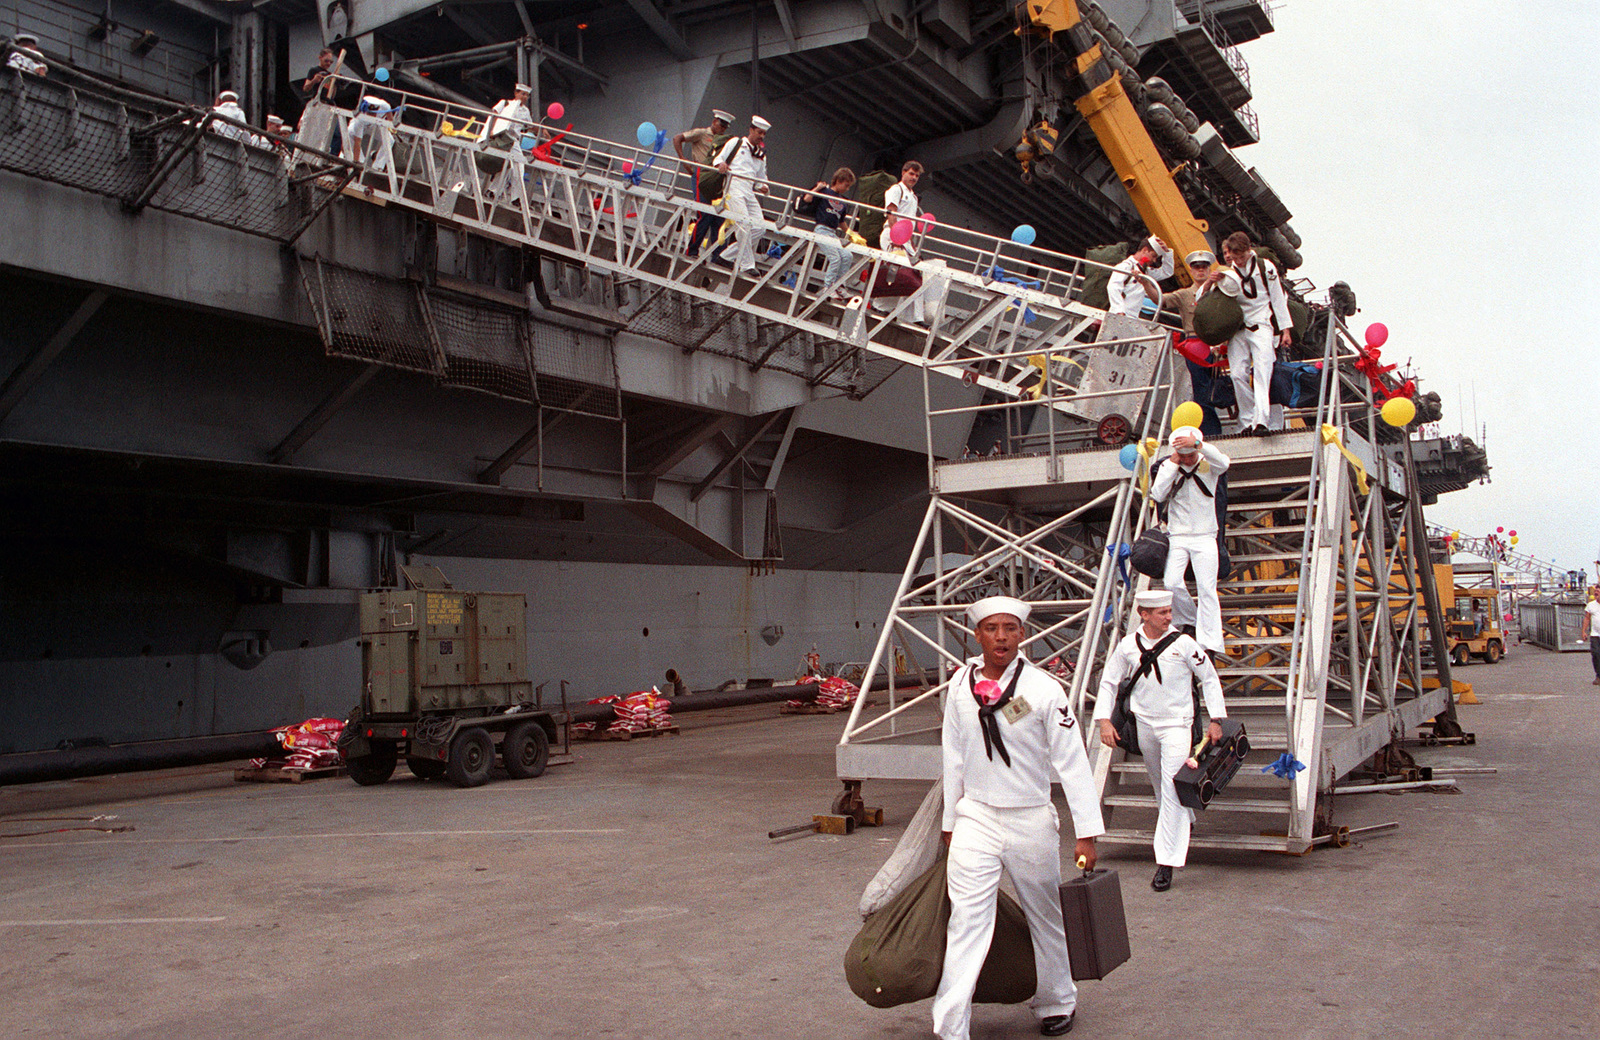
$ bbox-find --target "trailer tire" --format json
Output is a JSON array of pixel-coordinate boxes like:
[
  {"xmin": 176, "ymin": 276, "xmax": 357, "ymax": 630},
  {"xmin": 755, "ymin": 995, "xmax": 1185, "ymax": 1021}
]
[
  {"xmin": 1451, "ymin": 644, "xmax": 1470, "ymax": 666},
  {"xmin": 347, "ymin": 741, "xmax": 397, "ymax": 786},
  {"xmin": 446, "ymin": 729, "xmax": 494, "ymax": 787},
  {"xmin": 407, "ymin": 756, "xmax": 447, "ymax": 781},
  {"xmin": 1483, "ymin": 640, "xmax": 1502, "ymax": 664},
  {"xmin": 502, "ymin": 722, "xmax": 549, "ymax": 780}
]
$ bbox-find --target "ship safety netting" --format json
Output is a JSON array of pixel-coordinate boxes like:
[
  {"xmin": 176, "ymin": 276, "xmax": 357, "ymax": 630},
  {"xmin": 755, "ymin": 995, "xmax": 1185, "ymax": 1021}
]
[
  {"xmin": 298, "ymin": 254, "xmax": 620, "ymax": 415},
  {"xmin": 0, "ymin": 66, "xmax": 352, "ymax": 243}
]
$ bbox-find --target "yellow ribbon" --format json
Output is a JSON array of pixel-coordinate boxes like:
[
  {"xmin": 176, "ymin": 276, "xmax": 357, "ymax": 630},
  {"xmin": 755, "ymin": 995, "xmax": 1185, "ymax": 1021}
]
[
  {"xmin": 1321, "ymin": 425, "xmax": 1370, "ymax": 496},
  {"xmin": 1135, "ymin": 436, "xmax": 1159, "ymax": 498}
]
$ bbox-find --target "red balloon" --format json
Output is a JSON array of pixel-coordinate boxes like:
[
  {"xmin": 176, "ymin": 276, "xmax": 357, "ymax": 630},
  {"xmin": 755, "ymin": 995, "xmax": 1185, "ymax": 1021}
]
[
  {"xmin": 1508, "ymin": 530, "xmax": 1517, "ymax": 537},
  {"xmin": 622, "ymin": 161, "xmax": 633, "ymax": 174},
  {"xmin": 1365, "ymin": 323, "xmax": 1388, "ymax": 349},
  {"xmin": 1496, "ymin": 526, "xmax": 1504, "ymax": 533},
  {"xmin": 546, "ymin": 102, "xmax": 565, "ymax": 121}
]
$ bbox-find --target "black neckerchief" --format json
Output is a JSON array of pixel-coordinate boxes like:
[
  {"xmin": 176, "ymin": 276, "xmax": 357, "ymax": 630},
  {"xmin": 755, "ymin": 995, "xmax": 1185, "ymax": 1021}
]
[
  {"xmin": 1133, "ymin": 631, "xmax": 1175, "ymax": 684},
  {"xmin": 969, "ymin": 659, "xmax": 1026, "ymax": 767},
  {"xmin": 1170, "ymin": 463, "xmax": 1213, "ymax": 498}
]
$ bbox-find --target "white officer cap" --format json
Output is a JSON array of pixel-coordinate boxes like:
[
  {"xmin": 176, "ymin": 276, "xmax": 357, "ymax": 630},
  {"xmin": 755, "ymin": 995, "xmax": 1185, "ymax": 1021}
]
[
  {"xmin": 15, "ymin": 33, "xmax": 39, "ymax": 46},
  {"xmin": 1185, "ymin": 249, "xmax": 1215, "ymax": 266},
  {"xmin": 218, "ymin": 90, "xmax": 239, "ymax": 102},
  {"xmin": 968, "ymin": 595, "xmax": 1031, "ymax": 626},
  {"xmin": 711, "ymin": 109, "xmax": 734, "ymax": 123},
  {"xmin": 1135, "ymin": 590, "xmax": 1173, "ymax": 609},
  {"xmin": 750, "ymin": 115, "xmax": 771, "ymax": 131},
  {"xmin": 1169, "ymin": 425, "xmax": 1203, "ymax": 446},
  {"xmin": 513, "ymin": 83, "xmax": 531, "ymax": 94}
]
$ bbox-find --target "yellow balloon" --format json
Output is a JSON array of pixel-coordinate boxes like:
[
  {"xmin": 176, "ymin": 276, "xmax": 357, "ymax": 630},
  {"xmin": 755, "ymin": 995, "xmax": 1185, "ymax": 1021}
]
[
  {"xmin": 1380, "ymin": 396, "xmax": 1416, "ymax": 427},
  {"xmin": 1511, "ymin": 536, "xmax": 1520, "ymax": 545},
  {"xmin": 1172, "ymin": 401, "xmax": 1204, "ymax": 430}
]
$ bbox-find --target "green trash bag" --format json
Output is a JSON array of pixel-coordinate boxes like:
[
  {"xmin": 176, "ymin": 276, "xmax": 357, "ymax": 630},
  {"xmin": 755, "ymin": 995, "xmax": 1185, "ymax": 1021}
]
[
  {"xmin": 1079, "ymin": 242, "xmax": 1132, "ymax": 311},
  {"xmin": 1194, "ymin": 288, "xmax": 1245, "ymax": 346},
  {"xmin": 853, "ymin": 169, "xmax": 898, "ymax": 247},
  {"xmin": 844, "ymin": 853, "xmax": 1037, "ymax": 1008}
]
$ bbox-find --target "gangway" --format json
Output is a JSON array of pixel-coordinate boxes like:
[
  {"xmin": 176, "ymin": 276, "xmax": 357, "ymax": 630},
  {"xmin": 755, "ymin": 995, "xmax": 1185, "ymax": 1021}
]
[
  {"xmin": 305, "ymin": 79, "xmax": 1164, "ymax": 426},
  {"xmin": 836, "ymin": 304, "xmax": 1460, "ymax": 854}
]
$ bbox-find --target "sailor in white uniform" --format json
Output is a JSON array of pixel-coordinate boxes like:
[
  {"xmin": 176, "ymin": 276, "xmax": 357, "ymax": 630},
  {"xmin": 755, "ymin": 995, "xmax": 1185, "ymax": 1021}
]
[
  {"xmin": 934, "ymin": 595, "xmax": 1105, "ymax": 1040},
  {"xmin": 1216, "ymin": 231, "xmax": 1293, "ymax": 434},
  {"xmin": 1106, "ymin": 236, "xmax": 1173, "ymax": 318},
  {"xmin": 713, "ymin": 115, "xmax": 771, "ymax": 276},
  {"xmin": 1150, "ymin": 424, "xmax": 1230, "ymax": 654},
  {"xmin": 1093, "ymin": 589, "xmax": 1226, "ymax": 891}
]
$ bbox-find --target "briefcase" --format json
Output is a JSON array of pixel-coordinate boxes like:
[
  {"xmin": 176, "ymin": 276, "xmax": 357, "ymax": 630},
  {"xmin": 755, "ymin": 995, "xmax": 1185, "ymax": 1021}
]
[
  {"xmin": 1058, "ymin": 867, "xmax": 1130, "ymax": 980},
  {"xmin": 1173, "ymin": 718, "xmax": 1250, "ymax": 811}
]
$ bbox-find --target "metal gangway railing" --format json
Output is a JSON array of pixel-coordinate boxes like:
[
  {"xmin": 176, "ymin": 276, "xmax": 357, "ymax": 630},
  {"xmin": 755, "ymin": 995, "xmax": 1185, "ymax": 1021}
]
[{"xmin": 304, "ymin": 76, "xmax": 1143, "ymax": 407}]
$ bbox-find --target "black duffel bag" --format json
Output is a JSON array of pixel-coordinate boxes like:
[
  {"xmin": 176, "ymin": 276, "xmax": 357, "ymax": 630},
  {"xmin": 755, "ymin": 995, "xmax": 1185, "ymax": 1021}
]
[{"xmin": 1129, "ymin": 529, "xmax": 1169, "ymax": 578}]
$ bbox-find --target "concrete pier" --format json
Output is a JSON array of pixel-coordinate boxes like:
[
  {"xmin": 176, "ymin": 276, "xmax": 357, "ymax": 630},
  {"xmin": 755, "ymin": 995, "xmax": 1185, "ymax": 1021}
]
[{"xmin": 1, "ymin": 641, "xmax": 1595, "ymax": 1039}]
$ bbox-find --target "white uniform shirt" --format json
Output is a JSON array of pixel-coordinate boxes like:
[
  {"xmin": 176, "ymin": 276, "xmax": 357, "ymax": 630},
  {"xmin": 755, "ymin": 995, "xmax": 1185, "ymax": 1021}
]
[
  {"xmin": 1150, "ymin": 442, "xmax": 1230, "ymax": 536},
  {"xmin": 1584, "ymin": 601, "xmax": 1600, "ymax": 639},
  {"xmin": 1093, "ymin": 626, "xmax": 1225, "ymax": 723},
  {"xmin": 941, "ymin": 655, "xmax": 1106, "ymax": 839},
  {"xmin": 6, "ymin": 47, "xmax": 47, "ymax": 76},
  {"xmin": 1216, "ymin": 252, "xmax": 1291, "ymax": 332},
  {"xmin": 481, "ymin": 98, "xmax": 531, "ymax": 141},
  {"xmin": 715, "ymin": 135, "xmax": 767, "ymax": 190},
  {"xmin": 1107, "ymin": 244, "xmax": 1174, "ymax": 316}
]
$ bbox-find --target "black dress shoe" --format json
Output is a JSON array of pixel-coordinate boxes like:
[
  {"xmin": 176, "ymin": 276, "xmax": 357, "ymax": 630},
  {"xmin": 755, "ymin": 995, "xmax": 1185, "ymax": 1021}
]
[
  {"xmin": 1040, "ymin": 1012, "xmax": 1075, "ymax": 1036},
  {"xmin": 1152, "ymin": 864, "xmax": 1173, "ymax": 892}
]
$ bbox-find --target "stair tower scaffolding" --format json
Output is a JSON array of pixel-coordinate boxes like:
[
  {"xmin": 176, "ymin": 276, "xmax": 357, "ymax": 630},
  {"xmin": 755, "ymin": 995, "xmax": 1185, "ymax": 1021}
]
[{"xmin": 837, "ymin": 308, "xmax": 1462, "ymax": 855}]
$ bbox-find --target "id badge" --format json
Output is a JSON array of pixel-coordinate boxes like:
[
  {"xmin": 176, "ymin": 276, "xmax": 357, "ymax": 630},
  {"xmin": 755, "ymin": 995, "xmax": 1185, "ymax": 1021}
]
[{"xmin": 1000, "ymin": 697, "xmax": 1032, "ymax": 724}]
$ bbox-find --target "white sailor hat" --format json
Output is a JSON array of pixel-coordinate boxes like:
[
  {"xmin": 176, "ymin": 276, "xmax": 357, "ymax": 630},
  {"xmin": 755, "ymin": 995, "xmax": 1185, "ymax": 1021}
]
[
  {"xmin": 750, "ymin": 115, "xmax": 771, "ymax": 131},
  {"xmin": 15, "ymin": 33, "xmax": 40, "ymax": 46},
  {"xmin": 513, "ymin": 82, "xmax": 531, "ymax": 94},
  {"xmin": 218, "ymin": 90, "xmax": 239, "ymax": 102},
  {"xmin": 1135, "ymin": 590, "xmax": 1173, "ymax": 609},
  {"xmin": 711, "ymin": 109, "xmax": 734, "ymax": 123},
  {"xmin": 1169, "ymin": 425, "xmax": 1203, "ymax": 446},
  {"xmin": 967, "ymin": 595, "xmax": 1031, "ymax": 626},
  {"xmin": 1185, "ymin": 249, "xmax": 1216, "ymax": 266}
]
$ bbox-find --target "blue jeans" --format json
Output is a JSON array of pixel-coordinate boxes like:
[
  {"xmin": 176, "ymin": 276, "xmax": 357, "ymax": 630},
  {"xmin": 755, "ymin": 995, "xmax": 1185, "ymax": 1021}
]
[{"xmin": 814, "ymin": 226, "xmax": 848, "ymax": 291}]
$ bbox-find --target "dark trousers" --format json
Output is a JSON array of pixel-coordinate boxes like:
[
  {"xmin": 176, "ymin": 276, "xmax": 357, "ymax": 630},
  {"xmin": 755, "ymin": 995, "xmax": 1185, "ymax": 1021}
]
[
  {"xmin": 1184, "ymin": 356, "xmax": 1225, "ymax": 437},
  {"xmin": 690, "ymin": 212, "xmax": 725, "ymax": 257},
  {"xmin": 1591, "ymin": 637, "xmax": 1600, "ymax": 678}
]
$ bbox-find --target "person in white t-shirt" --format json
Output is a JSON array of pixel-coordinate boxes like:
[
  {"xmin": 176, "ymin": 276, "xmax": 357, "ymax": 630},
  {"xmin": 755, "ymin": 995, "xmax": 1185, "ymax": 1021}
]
[
  {"xmin": 879, "ymin": 160, "xmax": 923, "ymax": 251},
  {"xmin": 1582, "ymin": 589, "xmax": 1600, "ymax": 685}
]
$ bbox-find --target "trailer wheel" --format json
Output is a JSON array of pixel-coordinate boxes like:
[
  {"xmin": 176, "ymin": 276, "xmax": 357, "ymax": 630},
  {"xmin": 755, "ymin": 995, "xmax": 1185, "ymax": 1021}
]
[
  {"xmin": 347, "ymin": 741, "xmax": 397, "ymax": 786},
  {"xmin": 1096, "ymin": 413, "xmax": 1132, "ymax": 446},
  {"xmin": 446, "ymin": 729, "xmax": 494, "ymax": 787},
  {"xmin": 407, "ymin": 756, "xmax": 447, "ymax": 781},
  {"xmin": 1451, "ymin": 644, "xmax": 1470, "ymax": 666},
  {"xmin": 502, "ymin": 722, "xmax": 549, "ymax": 780},
  {"xmin": 1483, "ymin": 640, "xmax": 1502, "ymax": 664}
]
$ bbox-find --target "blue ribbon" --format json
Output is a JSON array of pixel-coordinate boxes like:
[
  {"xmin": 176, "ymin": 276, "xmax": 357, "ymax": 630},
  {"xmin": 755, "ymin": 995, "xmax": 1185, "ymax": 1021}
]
[
  {"xmin": 1262, "ymin": 753, "xmax": 1306, "ymax": 779},
  {"xmin": 1104, "ymin": 543, "xmax": 1132, "ymax": 621},
  {"xmin": 986, "ymin": 264, "xmax": 1039, "ymax": 324},
  {"xmin": 623, "ymin": 129, "xmax": 668, "ymax": 186}
]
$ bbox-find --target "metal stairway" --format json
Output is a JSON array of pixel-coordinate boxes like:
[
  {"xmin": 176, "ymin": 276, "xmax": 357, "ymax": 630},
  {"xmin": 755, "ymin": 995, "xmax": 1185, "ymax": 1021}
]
[
  {"xmin": 309, "ymin": 81, "xmax": 1165, "ymax": 420},
  {"xmin": 838, "ymin": 311, "xmax": 1457, "ymax": 857}
]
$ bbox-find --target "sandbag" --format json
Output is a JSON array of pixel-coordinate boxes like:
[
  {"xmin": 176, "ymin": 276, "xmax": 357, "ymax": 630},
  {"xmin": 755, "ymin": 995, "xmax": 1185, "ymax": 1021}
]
[
  {"xmin": 845, "ymin": 854, "xmax": 1036, "ymax": 1008},
  {"xmin": 853, "ymin": 170, "xmax": 897, "ymax": 248},
  {"xmin": 1079, "ymin": 242, "xmax": 1132, "ymax": 311},
  {"xmin": 1193, "ymin": 289, "xmax": 1244, "ymax": 346}
]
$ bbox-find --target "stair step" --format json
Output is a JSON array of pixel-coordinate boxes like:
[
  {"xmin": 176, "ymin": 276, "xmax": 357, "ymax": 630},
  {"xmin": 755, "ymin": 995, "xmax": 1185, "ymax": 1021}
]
[
  {"xmin": 1102, "ymin": 794, "xmax": 1290, "ymax": 814},
  {"xmin": 1098, "ymin": 828, "xmax": 1308, "ymax": 853}
]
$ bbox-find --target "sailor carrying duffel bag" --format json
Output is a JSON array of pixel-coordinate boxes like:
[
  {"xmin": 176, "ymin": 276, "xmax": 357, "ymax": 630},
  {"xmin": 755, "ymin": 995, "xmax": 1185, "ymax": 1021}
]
[
  {"xmin": 1193, "ymin": 288, "xmax": 1244, "ymax": 347},
  {"xmin": 845, "ymin": 851, "xmax": 1036, "ymax": 1008}
]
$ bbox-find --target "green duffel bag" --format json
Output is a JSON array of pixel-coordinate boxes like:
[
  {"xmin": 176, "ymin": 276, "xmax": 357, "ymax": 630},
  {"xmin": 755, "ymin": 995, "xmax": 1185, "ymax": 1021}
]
[
  {"xmin": 1079, "ymin": 241, "xmax": 1132, "ymax": 310},
  {"xmin": 1194, "ymin": 288, "xmax": 1245, "ymax": 346},
  {"xmin": 844, "ymin": 851, "xmax": 1037, "ymax": 1008},
  {"xmin": 853, "ymin": 169, "xmax": 898, "ymax": 247}
]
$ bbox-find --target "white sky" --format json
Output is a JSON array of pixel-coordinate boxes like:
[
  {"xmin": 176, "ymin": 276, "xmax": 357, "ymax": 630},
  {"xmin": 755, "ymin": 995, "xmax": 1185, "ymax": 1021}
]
[{"xmin": 1236, "ymin": 0, "xmax": 1600, "ymax": 579}]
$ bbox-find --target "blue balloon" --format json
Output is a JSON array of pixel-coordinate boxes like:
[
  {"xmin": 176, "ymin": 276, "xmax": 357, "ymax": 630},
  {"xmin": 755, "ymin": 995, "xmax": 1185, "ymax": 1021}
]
[
  {"xmin": 1118, "ymin": 444, "xmax": 1139, "ymax": 471},
  {"xmin": 1011, "ymin": 224, "xmax": 1037, "ymax": 246},
  {"xmin": 636, "ymin": 121, "xmax": 658, "ymax": 148},
  {"xmin": 374, "ymin": 66, "xmax": 390, "ymax": 82}
]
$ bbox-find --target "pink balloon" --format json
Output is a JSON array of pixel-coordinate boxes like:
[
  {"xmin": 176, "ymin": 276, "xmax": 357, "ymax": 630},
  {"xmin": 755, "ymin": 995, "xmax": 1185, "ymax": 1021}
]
[
  {"xmin": 918, "ymin": 212, "xmax": 936, "ymax": 232},
  {"xmin": 889, "ymin": 218, "xmax": 913, "ymax": 246},
  {"xmin": 1365, "ymin": 322, "xmax": 1388, "ymax": 348},
  {"xmin": 622, "ymin": 161, "xmax": 633, "ymax": 174},
  {"xmin": 1509, "ymin": 530, "xmax": 1517, "ymax": 537},
  {"xmin": 1496, "ymin": 527, "xmax": 1504, "ymax": 533},
  {"xmin": 546, "ymin": 102, "xmax": 564, "ymax": 121}
]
